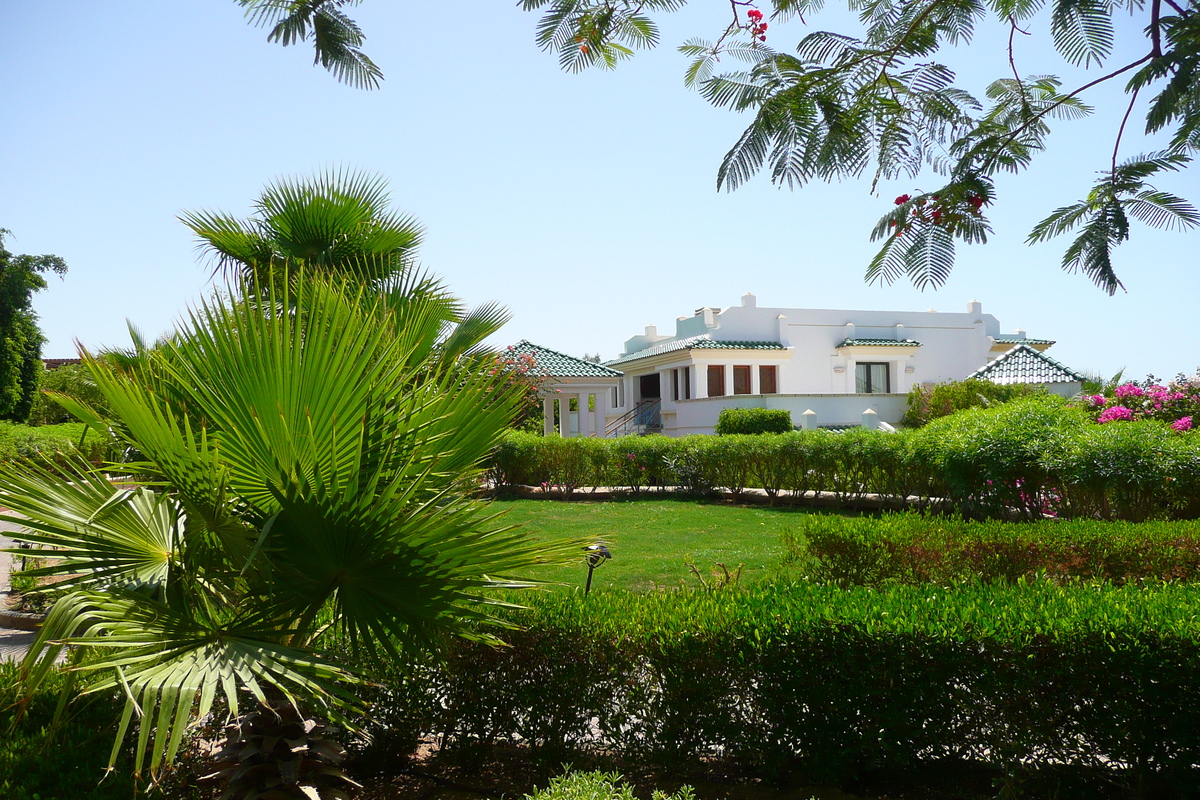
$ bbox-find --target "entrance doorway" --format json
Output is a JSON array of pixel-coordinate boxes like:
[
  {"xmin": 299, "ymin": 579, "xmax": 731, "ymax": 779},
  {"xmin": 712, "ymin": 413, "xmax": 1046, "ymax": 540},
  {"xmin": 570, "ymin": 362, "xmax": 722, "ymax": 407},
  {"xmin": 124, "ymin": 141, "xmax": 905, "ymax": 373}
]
[{"xmin": 639, "ymin": 374, "xmax": 661, "ymax": 401}]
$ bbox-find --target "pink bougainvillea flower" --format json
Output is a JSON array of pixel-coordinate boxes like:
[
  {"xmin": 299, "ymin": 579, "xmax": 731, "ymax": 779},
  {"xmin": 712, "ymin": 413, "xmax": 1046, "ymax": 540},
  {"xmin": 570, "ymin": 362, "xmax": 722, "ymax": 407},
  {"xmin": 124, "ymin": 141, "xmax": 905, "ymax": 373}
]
[
  {"xmin": 1173, "ymin": 416, "xmax": 1193, "ymax": 432},
  {"xmin": 1097, "ymin": 405, "xmax": 1134, "ymax": 423},
  {"xmin": 1114, "ymin": 383, "xmax": 1145, "ymax": 399}
]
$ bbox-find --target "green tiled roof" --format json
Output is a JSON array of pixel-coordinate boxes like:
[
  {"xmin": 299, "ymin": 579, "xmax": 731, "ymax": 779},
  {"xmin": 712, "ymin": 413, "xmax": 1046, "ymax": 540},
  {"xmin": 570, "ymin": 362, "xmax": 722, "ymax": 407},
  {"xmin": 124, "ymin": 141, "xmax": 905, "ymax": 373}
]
[
  {"xmin": 969, "ymin": 344, "xmax": 1084, "ymax": 385},
  {"xmin": 993, "ymin": 335, "xmax": 1056, "ymax": 346},
  {"xmin": 837, "ymin": 338, "xmax": 921, "ymax": 348},
  {"xmin": 606, "ymin": 335, "xmax": 787, "ymax": 366},
  {"xmin": 508, "ymin": 340, "xmax": 623, "ymax": 378}
]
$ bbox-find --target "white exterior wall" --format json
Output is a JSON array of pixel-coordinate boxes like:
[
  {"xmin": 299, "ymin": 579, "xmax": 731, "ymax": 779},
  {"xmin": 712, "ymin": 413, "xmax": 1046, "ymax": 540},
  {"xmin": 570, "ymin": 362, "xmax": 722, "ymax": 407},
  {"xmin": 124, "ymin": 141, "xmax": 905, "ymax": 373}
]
[
  {"xmin": 603, "ymin": 296, "xmax": 1046, "ymax": 436},
  {"xmin": 668, "ymin": 393, "xmax": 910, "ymax": 436}
]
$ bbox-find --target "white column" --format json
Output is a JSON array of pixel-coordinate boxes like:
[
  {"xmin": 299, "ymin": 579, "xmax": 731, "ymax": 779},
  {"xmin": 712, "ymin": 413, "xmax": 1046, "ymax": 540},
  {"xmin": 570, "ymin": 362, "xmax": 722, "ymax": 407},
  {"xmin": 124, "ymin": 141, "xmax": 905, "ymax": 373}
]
[
  {"xmin": 659, "ymin": 370, "xmax": 672, "ymax": 407},
  {"xmin": 861, "ymin": 408, "xmax": 878, "ymax": 429},
  {"xmin": 802, "ymin": 409, "xmax": 816, "ymax": 430},
  {"xmin": 595, "ymin": 389, "xmax": 609, "ymax": 437},
  {"xmin": 543, "ymin": 397, "xmax": 555, "ymax": 436},
  {"xmin": 724, "ymin": 364, "xmax": 734, "ymax": 396},
  {"xmin": 751, "ymin": 365, "xmax": 761, "ymax": 395},
  {"xmin": 558, "ymin": 398, "xmax": 570, "ymax": 437},
  {"xmin": 578, "ymin": 393, "xmax": 591, "ymax": 437},
  {"xmin": 695, "ymin": 364, "xmax": 708, "ymax": 398}
]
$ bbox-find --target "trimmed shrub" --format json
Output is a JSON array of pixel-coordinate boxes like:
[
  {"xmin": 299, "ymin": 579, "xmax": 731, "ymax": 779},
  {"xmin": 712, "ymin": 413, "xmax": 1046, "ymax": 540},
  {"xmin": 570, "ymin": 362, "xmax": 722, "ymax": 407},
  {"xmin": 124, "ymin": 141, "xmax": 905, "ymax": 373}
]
[
  {"xmin": 794, "ymin": 512, "xmax": 1200, "ymax": 586},
  {"xmin": 0, "ymin": 421, "xmax": 110, "ymax": 469},
  {"xmin": 1047, "ymin": 419, "xmax": 1185, "ymax": 521},
  {"xmin": 354, "ymin": 583, "xmax": 1200, "ymax": 794},
  {"xmin": 489, "ymin": 401, "xmax": 1200, "ymax": 520},
  {"xmin": 911, "ymin": 395, "xmax": 1084, "ymax": 519},
  {"xmin": 902, "ymin": 378, "xmax": 1039, "ymax": 428},
  {"xmin": 715, "ymin": 407, "xmax": 792, "ymax": 435}
]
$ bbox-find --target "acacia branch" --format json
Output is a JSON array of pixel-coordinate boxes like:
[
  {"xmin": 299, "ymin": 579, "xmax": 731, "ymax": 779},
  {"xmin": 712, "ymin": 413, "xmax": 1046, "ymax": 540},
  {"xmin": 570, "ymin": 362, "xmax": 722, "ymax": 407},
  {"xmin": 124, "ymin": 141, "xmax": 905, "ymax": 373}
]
[
  {"xmin": 979, "ymin": 52, "xmax": 1154, "ymax": 173},
  {"xmin": 1112, "ymin": 86, "xmax": 1141, "ymax": 174},
  {"xmin": 1151, "ymin": 0, "xmax": 1163, "ymax": 58},
  {"xmin": 1007, "ymin": 15, "xmax": 1032, "ymax": 118}
]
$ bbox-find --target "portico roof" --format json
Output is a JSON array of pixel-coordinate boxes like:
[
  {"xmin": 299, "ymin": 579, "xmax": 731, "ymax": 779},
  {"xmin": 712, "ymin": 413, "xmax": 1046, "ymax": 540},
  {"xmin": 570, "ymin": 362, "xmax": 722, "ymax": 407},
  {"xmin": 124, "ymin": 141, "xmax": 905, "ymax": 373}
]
[
  {"xmin": 969, "ymin": 344, "xmax": 1084, "ymax": 385},
  {"xmin": 507, "ymin": 340, "xmax": 623, "ymax": 378}
]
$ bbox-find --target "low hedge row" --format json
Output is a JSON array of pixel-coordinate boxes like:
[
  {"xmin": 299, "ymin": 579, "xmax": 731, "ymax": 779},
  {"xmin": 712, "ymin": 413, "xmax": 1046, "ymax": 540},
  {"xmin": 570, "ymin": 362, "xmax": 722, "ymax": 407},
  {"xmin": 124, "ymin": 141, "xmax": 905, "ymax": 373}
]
[
  {"xmin": 357, "ymin": 583, "xmax": 1200, "ymax": 794},
  {"xmin": 0, "ymin": 421, "xmax": 110, "ymax": 470},
  {"xmin": 791, "ymin": 512, "xmax": 1200, "ymax": 586},
  {"xmin": 490, "ymin": 396, "xmax": 1200, "ymax": 520}
]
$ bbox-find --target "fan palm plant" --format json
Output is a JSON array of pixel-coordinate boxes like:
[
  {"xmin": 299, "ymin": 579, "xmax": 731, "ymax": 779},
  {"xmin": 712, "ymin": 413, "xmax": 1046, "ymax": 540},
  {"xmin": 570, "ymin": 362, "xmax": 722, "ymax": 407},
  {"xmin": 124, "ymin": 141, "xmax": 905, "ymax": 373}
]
[
  {"xmin": 1, "ymin": 276, "xmax": 568, "ymax": 794},
  {"xmin": 181, "ymin": 169, "xmax": 512, "ymax": 369}
]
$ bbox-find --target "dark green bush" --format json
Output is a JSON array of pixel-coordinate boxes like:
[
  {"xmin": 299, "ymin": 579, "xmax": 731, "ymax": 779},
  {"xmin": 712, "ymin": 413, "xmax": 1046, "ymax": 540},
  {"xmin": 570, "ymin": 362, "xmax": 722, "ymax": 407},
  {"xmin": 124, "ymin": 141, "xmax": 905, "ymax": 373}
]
[
  {"xmin": 715, "ymin": 407, "xmax": 792, "ymax": 435},
  {"xmin": 794, "ymin": 512, "xmax": 1200, "ymax": 586},
  {"xmin": 0, "ymin": 420, "xmax": 110, "ymax": 469},
  {"xmin": 356, "ymin": 583, "xmax": 1200, "ymax": 793},
  {"xmin": 902, "ymin": 377, "xmax": 1040, "ymax": 428},
  {"xmin": 911, "ymin": 395, "xmax": 1085, "ymax": 519}
]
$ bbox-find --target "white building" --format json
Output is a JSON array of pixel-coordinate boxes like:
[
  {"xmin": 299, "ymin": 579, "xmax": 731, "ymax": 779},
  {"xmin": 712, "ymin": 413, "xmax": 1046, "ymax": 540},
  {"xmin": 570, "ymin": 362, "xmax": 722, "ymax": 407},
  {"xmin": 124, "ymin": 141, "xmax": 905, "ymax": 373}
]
[{"xmin": 516, "ymin": 294, "xmax": 1081, "ymax": 437}]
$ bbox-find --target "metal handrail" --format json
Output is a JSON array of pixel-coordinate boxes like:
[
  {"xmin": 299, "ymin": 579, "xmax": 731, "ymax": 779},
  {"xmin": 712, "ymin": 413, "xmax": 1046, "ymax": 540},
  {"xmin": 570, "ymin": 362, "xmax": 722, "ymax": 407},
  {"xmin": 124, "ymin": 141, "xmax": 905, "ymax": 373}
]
[{"xmin": 606, "ymin": 399, "xmax": 662, "ymax": 437}]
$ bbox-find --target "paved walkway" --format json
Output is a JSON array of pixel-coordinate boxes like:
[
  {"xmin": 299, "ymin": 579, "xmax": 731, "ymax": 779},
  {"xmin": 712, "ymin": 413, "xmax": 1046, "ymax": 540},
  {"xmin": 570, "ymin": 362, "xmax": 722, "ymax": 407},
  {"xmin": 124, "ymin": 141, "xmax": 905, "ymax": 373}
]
[{"xmin": 1, "ymin": 518, "xmax": 35, "ymax": 663}]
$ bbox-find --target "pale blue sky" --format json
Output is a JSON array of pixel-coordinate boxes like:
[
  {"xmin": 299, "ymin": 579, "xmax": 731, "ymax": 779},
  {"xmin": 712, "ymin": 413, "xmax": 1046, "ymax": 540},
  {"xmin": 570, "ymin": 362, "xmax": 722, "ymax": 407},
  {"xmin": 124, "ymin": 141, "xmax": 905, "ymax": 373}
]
[{"xmin": 2, "ymin": 2, "xmax": 1196, "ymax": 380}]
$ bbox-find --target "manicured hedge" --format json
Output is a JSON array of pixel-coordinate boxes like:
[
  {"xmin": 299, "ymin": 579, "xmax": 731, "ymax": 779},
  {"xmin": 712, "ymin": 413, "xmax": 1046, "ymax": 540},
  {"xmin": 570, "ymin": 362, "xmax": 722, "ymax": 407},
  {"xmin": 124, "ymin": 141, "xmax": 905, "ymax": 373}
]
[
  {"xmin": 357, "ymin": 583, "xmax": 1200, "ymax": 794},
  {"xmin": 793, "ymin": 512, "xmax": 1200, "ymax": 586},
  {"xmin": 0, "ymin": 421, "xmax": 111, "ymax": 469},
  {"xmin": 714, "ymin": 407, "xmax": 792, "ymax": 435},
  {"xmin": 902, "ymin": 377, "xmax": 1039, "ymax": 428},
  {"xmin": 491, "ymin": 396, "xmax": 1200, "ymax": 520}
]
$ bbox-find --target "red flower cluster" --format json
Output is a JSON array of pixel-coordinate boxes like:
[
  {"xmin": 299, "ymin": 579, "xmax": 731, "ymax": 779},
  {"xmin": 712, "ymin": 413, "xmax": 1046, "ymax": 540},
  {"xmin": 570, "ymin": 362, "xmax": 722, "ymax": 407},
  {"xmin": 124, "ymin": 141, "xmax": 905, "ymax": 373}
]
[
  {"xmin": 889, "ymin": 190, "xmax": 989, "ymax": 239},
  {"xmin": 746, "ymin": 8, "xmax": 767, "ymax": 41}
]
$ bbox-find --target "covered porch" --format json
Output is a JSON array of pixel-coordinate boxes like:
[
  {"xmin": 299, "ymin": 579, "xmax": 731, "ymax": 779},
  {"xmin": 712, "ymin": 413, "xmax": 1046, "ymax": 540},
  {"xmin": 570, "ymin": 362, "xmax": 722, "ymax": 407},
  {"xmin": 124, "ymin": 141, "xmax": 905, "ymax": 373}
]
[{"xmin": 507, "ymin": 341, "xmax": 623, "ymax": 438}]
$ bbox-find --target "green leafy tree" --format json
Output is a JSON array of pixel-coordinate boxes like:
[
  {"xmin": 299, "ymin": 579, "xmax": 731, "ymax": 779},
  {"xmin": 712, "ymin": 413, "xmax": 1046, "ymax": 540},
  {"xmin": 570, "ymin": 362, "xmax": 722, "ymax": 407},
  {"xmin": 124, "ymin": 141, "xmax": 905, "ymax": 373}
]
[
  {"xmin": 27, "ymin": 363, "xmax": 109, "ymax": 426},
  {"xmin": 514, "ymin": 0, "xmax": 1200, "ymax": 294},
  {"xmin": 0, "ymin": 230, "xmax": 67, "ymax": 422},
  {"xmin": 2, "ymin": 276, "xmax": 569, "ymax": 796}
]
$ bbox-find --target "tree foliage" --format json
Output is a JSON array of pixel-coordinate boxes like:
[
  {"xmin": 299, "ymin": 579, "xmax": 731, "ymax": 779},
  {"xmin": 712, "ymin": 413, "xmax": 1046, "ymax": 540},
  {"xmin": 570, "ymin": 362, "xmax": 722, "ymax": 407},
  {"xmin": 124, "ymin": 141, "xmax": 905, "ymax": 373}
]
[
  {"xmin": 237, "ymin": 0, "xmax": 382, "ymax": 89},
  {"xmin": 0, "ymin": 230, "xmax": 67, "ymax": 423},
  {"xmin": 519, "ymin": 0, "xmax": 1200, "ymax": 294},
  {"xmin": 264, "ymin": 2, "xmax": 1199, "ymax": 293}
]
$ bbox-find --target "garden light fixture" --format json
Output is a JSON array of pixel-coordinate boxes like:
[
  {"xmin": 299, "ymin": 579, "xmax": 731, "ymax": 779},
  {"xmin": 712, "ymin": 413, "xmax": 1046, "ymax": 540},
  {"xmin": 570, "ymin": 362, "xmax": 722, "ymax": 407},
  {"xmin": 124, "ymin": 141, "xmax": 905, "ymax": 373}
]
[{"xmin": 583, "ymin": 543, "xmax": 611, "ymax": 596}]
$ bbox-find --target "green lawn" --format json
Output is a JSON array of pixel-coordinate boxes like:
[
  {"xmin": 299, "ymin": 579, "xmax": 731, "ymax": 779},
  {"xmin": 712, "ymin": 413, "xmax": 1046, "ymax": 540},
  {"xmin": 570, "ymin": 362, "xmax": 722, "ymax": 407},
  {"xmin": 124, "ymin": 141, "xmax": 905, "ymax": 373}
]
[{"xmin": 486, "ymin": 497, "xmax": 840, "ymax": 592}]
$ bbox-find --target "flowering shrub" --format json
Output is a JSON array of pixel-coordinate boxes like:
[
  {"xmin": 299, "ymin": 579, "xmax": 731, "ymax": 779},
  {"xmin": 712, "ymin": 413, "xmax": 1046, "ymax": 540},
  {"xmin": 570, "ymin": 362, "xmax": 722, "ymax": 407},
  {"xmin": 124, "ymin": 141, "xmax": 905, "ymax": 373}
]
[
  {"xmin": 493, "ymin": 346, "xmax": 559, "ymax": 432},
  {"xmin": 1083, "ymin": 377, "xmax": 1200, "ymax": 431},
  {"xmin": 1097, "ymin": 405, "xmax": 1134, "ymax": 423}
]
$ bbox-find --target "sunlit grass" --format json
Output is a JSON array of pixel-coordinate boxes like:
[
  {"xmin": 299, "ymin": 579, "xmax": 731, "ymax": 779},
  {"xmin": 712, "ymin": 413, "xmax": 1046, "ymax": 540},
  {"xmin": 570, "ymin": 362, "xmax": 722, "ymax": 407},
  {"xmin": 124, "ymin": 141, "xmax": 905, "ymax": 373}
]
[{"xmin": 487, "ymin": 497, "xmax": 843, "ymax": 593}]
